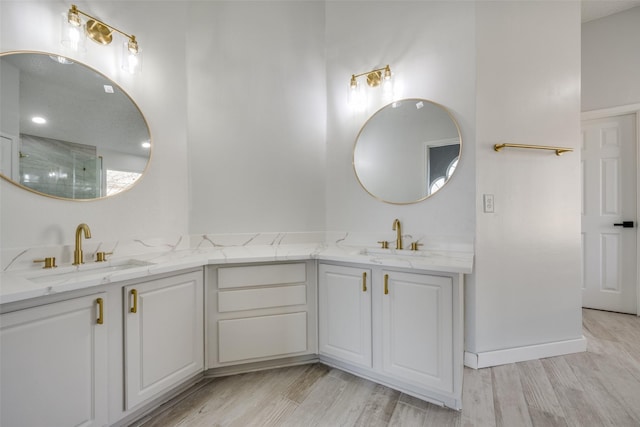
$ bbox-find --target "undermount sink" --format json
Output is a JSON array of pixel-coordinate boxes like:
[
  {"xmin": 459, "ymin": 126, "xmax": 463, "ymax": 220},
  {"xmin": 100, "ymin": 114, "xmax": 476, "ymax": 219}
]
[
  {"xmin": 358, "ymin": 247, "xmax": 433, "ymax": 258},
  {"xmin": 26, "ymin": 259, "xmax": 155, "ymax": 283}
]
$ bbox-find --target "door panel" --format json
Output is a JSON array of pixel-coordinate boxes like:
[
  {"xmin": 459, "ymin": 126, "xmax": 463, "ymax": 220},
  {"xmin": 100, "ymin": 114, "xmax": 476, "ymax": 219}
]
[
  {"xmin": 124, "ymin": 271, "xmax": 204, "ymax": 410},
  {"xmin": 582, "ymin": 114, "xmax": 637, "ymax": 314},
  {"xmin": 318, "ymin": 264, "xmax": 372, "ymax": 368}
]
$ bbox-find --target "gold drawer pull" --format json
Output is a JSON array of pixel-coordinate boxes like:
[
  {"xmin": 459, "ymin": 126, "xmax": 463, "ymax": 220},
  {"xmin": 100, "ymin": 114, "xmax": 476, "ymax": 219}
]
[
  {"xmin": 130, "ymin": 289, "xmax": 138, "ymax": 313},
  {"xmin": 96, "ymin": 298, "xmax": 104, "ymax": 325},
  {"xmin": 362, "ymin": 272, "xmax": 367, "ymax": 292},
  {"xmin": 384, "ymin": 274, "xmax": 389, "ymax": 295}
]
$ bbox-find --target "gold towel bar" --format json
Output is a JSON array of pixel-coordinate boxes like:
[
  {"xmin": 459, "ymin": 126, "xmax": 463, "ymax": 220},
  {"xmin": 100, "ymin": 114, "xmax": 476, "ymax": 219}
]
[{"xmin": 494, "ymin": 143, "xmax": 573, "ymax": 156}]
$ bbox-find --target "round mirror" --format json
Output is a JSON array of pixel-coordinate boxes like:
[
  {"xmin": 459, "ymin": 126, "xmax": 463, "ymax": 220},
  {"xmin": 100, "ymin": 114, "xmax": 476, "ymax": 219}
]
[
  {"xmin": 353, "ymin": 98, "xmax": 462, "ymax": 204},
  {"xmin": 0, "ymin": 51, "xmax": 151, "ymax": 200}
]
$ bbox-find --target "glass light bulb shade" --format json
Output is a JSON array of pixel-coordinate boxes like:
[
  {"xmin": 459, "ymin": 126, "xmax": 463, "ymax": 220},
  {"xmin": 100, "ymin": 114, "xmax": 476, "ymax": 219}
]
[
  {"xmin": 122, "ymin": 41, "xmax": 142, "ymax": 74},
  {"xmin": 381, "ymin": 76, "xmax": 394, "ymax": 102},
  {"xmin": 60, "ymin": 13, "xmax": 86, "ymax": 52},
  {"xmin": 348, "ymin": 81, "xmax": 366, "ymax": 110},
  {"xmin": 350, "ymin": 75, "xmax": 358, "ymax": 89},
  {"xmin": 127, "ymin": 37, "xmax": 139, "ymax": 54},
  {"xmin": 67, "ymin": 8, "xmax": 81, "ymax": 27},
  {"xmin": 383, "ymin": 65, "xmax": 392, "ymax": 80}
]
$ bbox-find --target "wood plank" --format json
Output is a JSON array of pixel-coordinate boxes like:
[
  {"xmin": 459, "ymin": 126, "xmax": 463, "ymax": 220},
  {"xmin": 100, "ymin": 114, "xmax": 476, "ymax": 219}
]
[
  {"xmin": 227, "ymin": 395, "xmax": 298, "ymax": 427},
  {"xmin": 516, "ymin": 359, "xmax": 564, "ymax": 417},
  {"xmin": 353, "ymin": 383, "xmax": 400, "ymax": 426},
  {"xmin": 491, "ymin": 364, "xmax": 533, "ymax": 427},
  {"xmin": 526, "ymin": 407, "xmax": 567, "ymax": 427},
  {"xmin": 283, "ymin": 363, "xmax": 330, "ymax": 404},
  {"xmin": 279, "ymin": 372, "xmax": 346, "ymax": 426},
  {"xmin": 565, "ymin": 352, "xmax": 638, "ymax": 426},
  {"xmin": 540, "ymin": 356, "xmax": 607, "ymax": 427},
  {"xmin": 318, "ymin": 369, "xmax": 378, "ymax": 426},
  {"xmin": 547, "ymin": 384, "xmax": 607, "ymax": 427},
  {"xmin": 424, "ymin": 403, "xmax": 461, "ymax": 426},
  {"xmin": 461, "ymin": 366, "xmax": 496, "ymax": 427},
  {"xmin": 540, "ymin": 357, "xmax": 583, "ymax": 392},
  {"xmin": 387, "ymin": 402, "xmax": 427, "ymax": 426}
]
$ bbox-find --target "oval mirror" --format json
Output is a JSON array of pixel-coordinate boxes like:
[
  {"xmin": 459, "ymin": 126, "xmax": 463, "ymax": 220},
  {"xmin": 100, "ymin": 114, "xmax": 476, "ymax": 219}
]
[
  {"xmin": 353, "ymin": 98, "xmax": 461, "ymax": 204},
  {"xmin": 0, "ymin": 51, "xmax": 150, "ymax": 200}
]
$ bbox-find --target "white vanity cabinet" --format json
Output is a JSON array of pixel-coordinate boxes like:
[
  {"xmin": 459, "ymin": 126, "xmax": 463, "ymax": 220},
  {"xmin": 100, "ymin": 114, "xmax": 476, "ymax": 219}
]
[
  {"xmin": 318, "ymin": 263, "xmax": 372, "ymax": 368},
  {"xmin": 0, "ymin": 293, "xmax": 108, "ymax": 427},
  {"xmin": 123, "ymin": 270, "xmax": 204, "ymax": 410},
  {"xmin": 318, "ymin": 262, "xmax": 463, "ymax": 409},
  {"xmin": 207, "ymin": 261, "xmax": 317, "ymax": 369}
]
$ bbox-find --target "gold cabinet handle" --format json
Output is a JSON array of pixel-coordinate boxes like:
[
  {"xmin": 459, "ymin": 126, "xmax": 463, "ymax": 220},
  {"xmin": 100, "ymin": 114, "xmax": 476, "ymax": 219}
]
[
  {"xmin": 130, "ymin": 289, "xmax": 138, "ymax": 313},
  {"xmin": 96, "ymin": 298, "xmax": 104, "ymax": 325},
  {"xmin": 384, "ymin": 274, "xmax": 389, "ymax": 295},
  {"xmin": 362, "ymin": 272, "xmax": 367, "ymax": 292}
]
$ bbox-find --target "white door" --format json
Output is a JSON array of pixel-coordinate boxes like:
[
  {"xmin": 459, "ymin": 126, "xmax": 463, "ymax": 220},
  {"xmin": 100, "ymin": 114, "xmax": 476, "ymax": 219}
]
[
  {"xmin": 381, "ymin": 271, "xmax": 453, "ymax": 393},
  {"xmin": 318, "ymin": 264, "xmax": 372, "ymax": 368},
  {"xmin": 124, "ymin": 271, "xmax": 204, "ymax": 410},
  {"xmin": 582, "ymin": 113, "xmax": 637, "ymax": 314},
  {"xmin": 0, "ymin": 294, "xmax": 108, "ymax": 427}
]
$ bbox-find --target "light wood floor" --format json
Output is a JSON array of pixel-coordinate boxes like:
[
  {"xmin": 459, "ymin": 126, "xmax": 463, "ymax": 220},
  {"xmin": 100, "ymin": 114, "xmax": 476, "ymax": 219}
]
[{"xmin": 134, "ymin": 309, "xmax": 640, "ymax": 427}]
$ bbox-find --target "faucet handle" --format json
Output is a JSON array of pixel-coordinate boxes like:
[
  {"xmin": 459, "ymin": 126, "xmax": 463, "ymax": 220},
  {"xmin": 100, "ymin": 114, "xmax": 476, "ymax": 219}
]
[
  {"xmin": 34, "ymin": 257, "xmax": 57, "ymax": 269},
  {"xmin": 377, "ymin": 240, "xmax": 389, "ymax": 249},
  {"xmin": 95, "ymin": 251, "xmax": 113, "ymax": 262},
  {"xmin": 410, "ymin": 242, "xmax": 423, "ymax": 251}
]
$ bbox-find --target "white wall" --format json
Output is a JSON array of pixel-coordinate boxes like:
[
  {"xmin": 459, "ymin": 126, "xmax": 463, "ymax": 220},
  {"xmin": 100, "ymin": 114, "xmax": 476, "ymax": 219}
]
[
  {"xmin": 470, "ymin": 1, "xmax": 583, "ymax": 354},
  {"xmin": 1, "ymin": 0, "xmax": 585, "ymax": 365},
  {"xmin": 186, "ymin": 1, "xmax": 327, "ymax": 234},
  {"xmin": 0, "ymin": 1, "xmax": 190, "ymax": 249},
  {"xmin": 582, "ymin": 6, "xmax": 640, "ymax": 111},
  {"xmin": 325, "ymin": 1, "xmax": 476, "ymax": 239}
]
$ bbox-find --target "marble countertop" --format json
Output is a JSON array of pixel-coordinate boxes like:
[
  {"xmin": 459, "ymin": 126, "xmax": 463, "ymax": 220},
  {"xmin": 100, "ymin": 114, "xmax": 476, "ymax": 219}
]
[{"xmin": 0, "ymin": 242, "xmax": 474, "ymax": 305}]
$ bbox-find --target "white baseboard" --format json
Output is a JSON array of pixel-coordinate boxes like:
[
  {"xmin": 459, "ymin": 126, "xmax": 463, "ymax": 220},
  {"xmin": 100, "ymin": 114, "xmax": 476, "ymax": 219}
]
[{"xmin": 464, "ymin": 336, "xmax": 587, "ymax": 369}]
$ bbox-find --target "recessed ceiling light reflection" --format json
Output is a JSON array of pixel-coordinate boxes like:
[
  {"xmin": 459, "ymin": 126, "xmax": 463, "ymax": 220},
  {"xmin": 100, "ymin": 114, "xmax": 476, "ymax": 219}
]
[
  {"xmin": 141, "ymin": 141, "xmax": 151, "ymax": 149},
  {"xmin": 32, "ymin": 117, "xmax": 47, "ymax": 124}
]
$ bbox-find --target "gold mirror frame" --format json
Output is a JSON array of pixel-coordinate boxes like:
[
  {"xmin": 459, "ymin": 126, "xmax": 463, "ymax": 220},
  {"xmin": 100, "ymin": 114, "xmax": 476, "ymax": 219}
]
[
  {"xmin": 0, "ymin": 50, "xmax": 151, "ymax": 201},
  {"xmin": 353, "ymin": 98, "xmax": 462, "ymax": 204}
]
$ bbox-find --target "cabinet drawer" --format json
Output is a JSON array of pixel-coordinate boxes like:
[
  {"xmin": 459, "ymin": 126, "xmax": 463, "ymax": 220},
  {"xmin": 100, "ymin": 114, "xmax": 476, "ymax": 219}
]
[
  {"xmin": 218, "ymin": 285, "xmax": 306, "ymax": 312},
  {"xmin": 218, "ymin": 312, "xmax": 307, "ymax": 362},
  {"xmin": 218, "ymin": 263, "xmax": 306, "ymax": 289}
]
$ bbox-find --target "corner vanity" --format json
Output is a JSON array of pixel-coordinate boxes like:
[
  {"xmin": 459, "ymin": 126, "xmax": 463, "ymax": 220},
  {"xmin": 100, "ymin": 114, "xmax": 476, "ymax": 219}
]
[
  {"xmin": 0, "ymin": 237, "xmax": 472, "ymax": 426},
  {"xmin": 0, "ymin": 48, "xmax": 471, "ymax": 425}
]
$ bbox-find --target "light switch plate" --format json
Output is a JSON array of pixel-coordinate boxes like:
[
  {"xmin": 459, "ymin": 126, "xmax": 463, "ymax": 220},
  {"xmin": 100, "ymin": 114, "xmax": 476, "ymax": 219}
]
[{"xmin": 483, "ymin": 194, "xmax": 494, "ymax": 213}]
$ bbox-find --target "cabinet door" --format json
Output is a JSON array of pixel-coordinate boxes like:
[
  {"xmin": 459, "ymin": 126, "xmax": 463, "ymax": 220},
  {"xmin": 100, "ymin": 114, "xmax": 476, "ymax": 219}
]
[
  {"xmin": 1, "ymin": 294, "xmax": 108, "ymax": 427},
  {"xmin": 381, "ymin": 271, "xmax": 453, "ymax": 392},
  {"xmin": 124, "ymin": 271, "xmax": 204, "ymax": 410},
  {"xmin": 318, "ymin": 264, "xmax": 372, "ymax": 368}
]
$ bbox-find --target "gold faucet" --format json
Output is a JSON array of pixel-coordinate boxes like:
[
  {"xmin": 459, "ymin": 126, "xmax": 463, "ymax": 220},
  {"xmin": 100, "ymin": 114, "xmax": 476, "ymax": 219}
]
[
  {"xmin": 392, "ymin": 218, "xmax": 403, "ymax": 250},
  {"xmin": 73, "ymin": 223, "xmax": 92, "ymax": 265}
]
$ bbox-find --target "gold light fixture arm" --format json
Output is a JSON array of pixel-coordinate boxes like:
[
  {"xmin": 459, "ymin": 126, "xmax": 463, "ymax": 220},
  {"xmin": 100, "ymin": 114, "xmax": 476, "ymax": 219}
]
[
  {"xmin": 351, "ymin": 65, "xmax": 392, "ymax": 88},
  {"xmin": 493, "ymin": 143, "xmax": 573, "ymax": 156},
  {"xmin": 68, "ymin": 4, "xmax": 138, "ymax": 52}
]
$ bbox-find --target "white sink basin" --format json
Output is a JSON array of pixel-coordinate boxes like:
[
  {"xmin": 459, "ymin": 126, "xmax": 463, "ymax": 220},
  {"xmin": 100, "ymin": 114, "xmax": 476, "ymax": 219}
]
[
  {"xmin": 359, "ymin": 247, "xmax": 433, "ymax": 258},
  {"xmin": 27, "ymin": 259, "xmax": 155, "ymax": 283}
]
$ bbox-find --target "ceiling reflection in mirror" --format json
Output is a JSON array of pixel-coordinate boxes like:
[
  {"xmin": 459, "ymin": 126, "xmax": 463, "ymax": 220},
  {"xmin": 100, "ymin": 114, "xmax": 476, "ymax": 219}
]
[
  {"xmin": 353, "ymin": 99, "xmax": 461, "ymax": 204},
  {"xmin": 0, "ymin": 51, "xmax": 150, "ymax": 200}
]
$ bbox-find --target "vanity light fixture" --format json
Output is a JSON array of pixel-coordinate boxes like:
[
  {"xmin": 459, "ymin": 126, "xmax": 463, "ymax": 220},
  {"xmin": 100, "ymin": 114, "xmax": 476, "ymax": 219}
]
[
  {"xmin": 61, "ymin": 4, "xmax": 142, "ymax": 74},
  {"xmin": 348, "ymin": 65, "xmax": 394, "ymax": 108}
]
